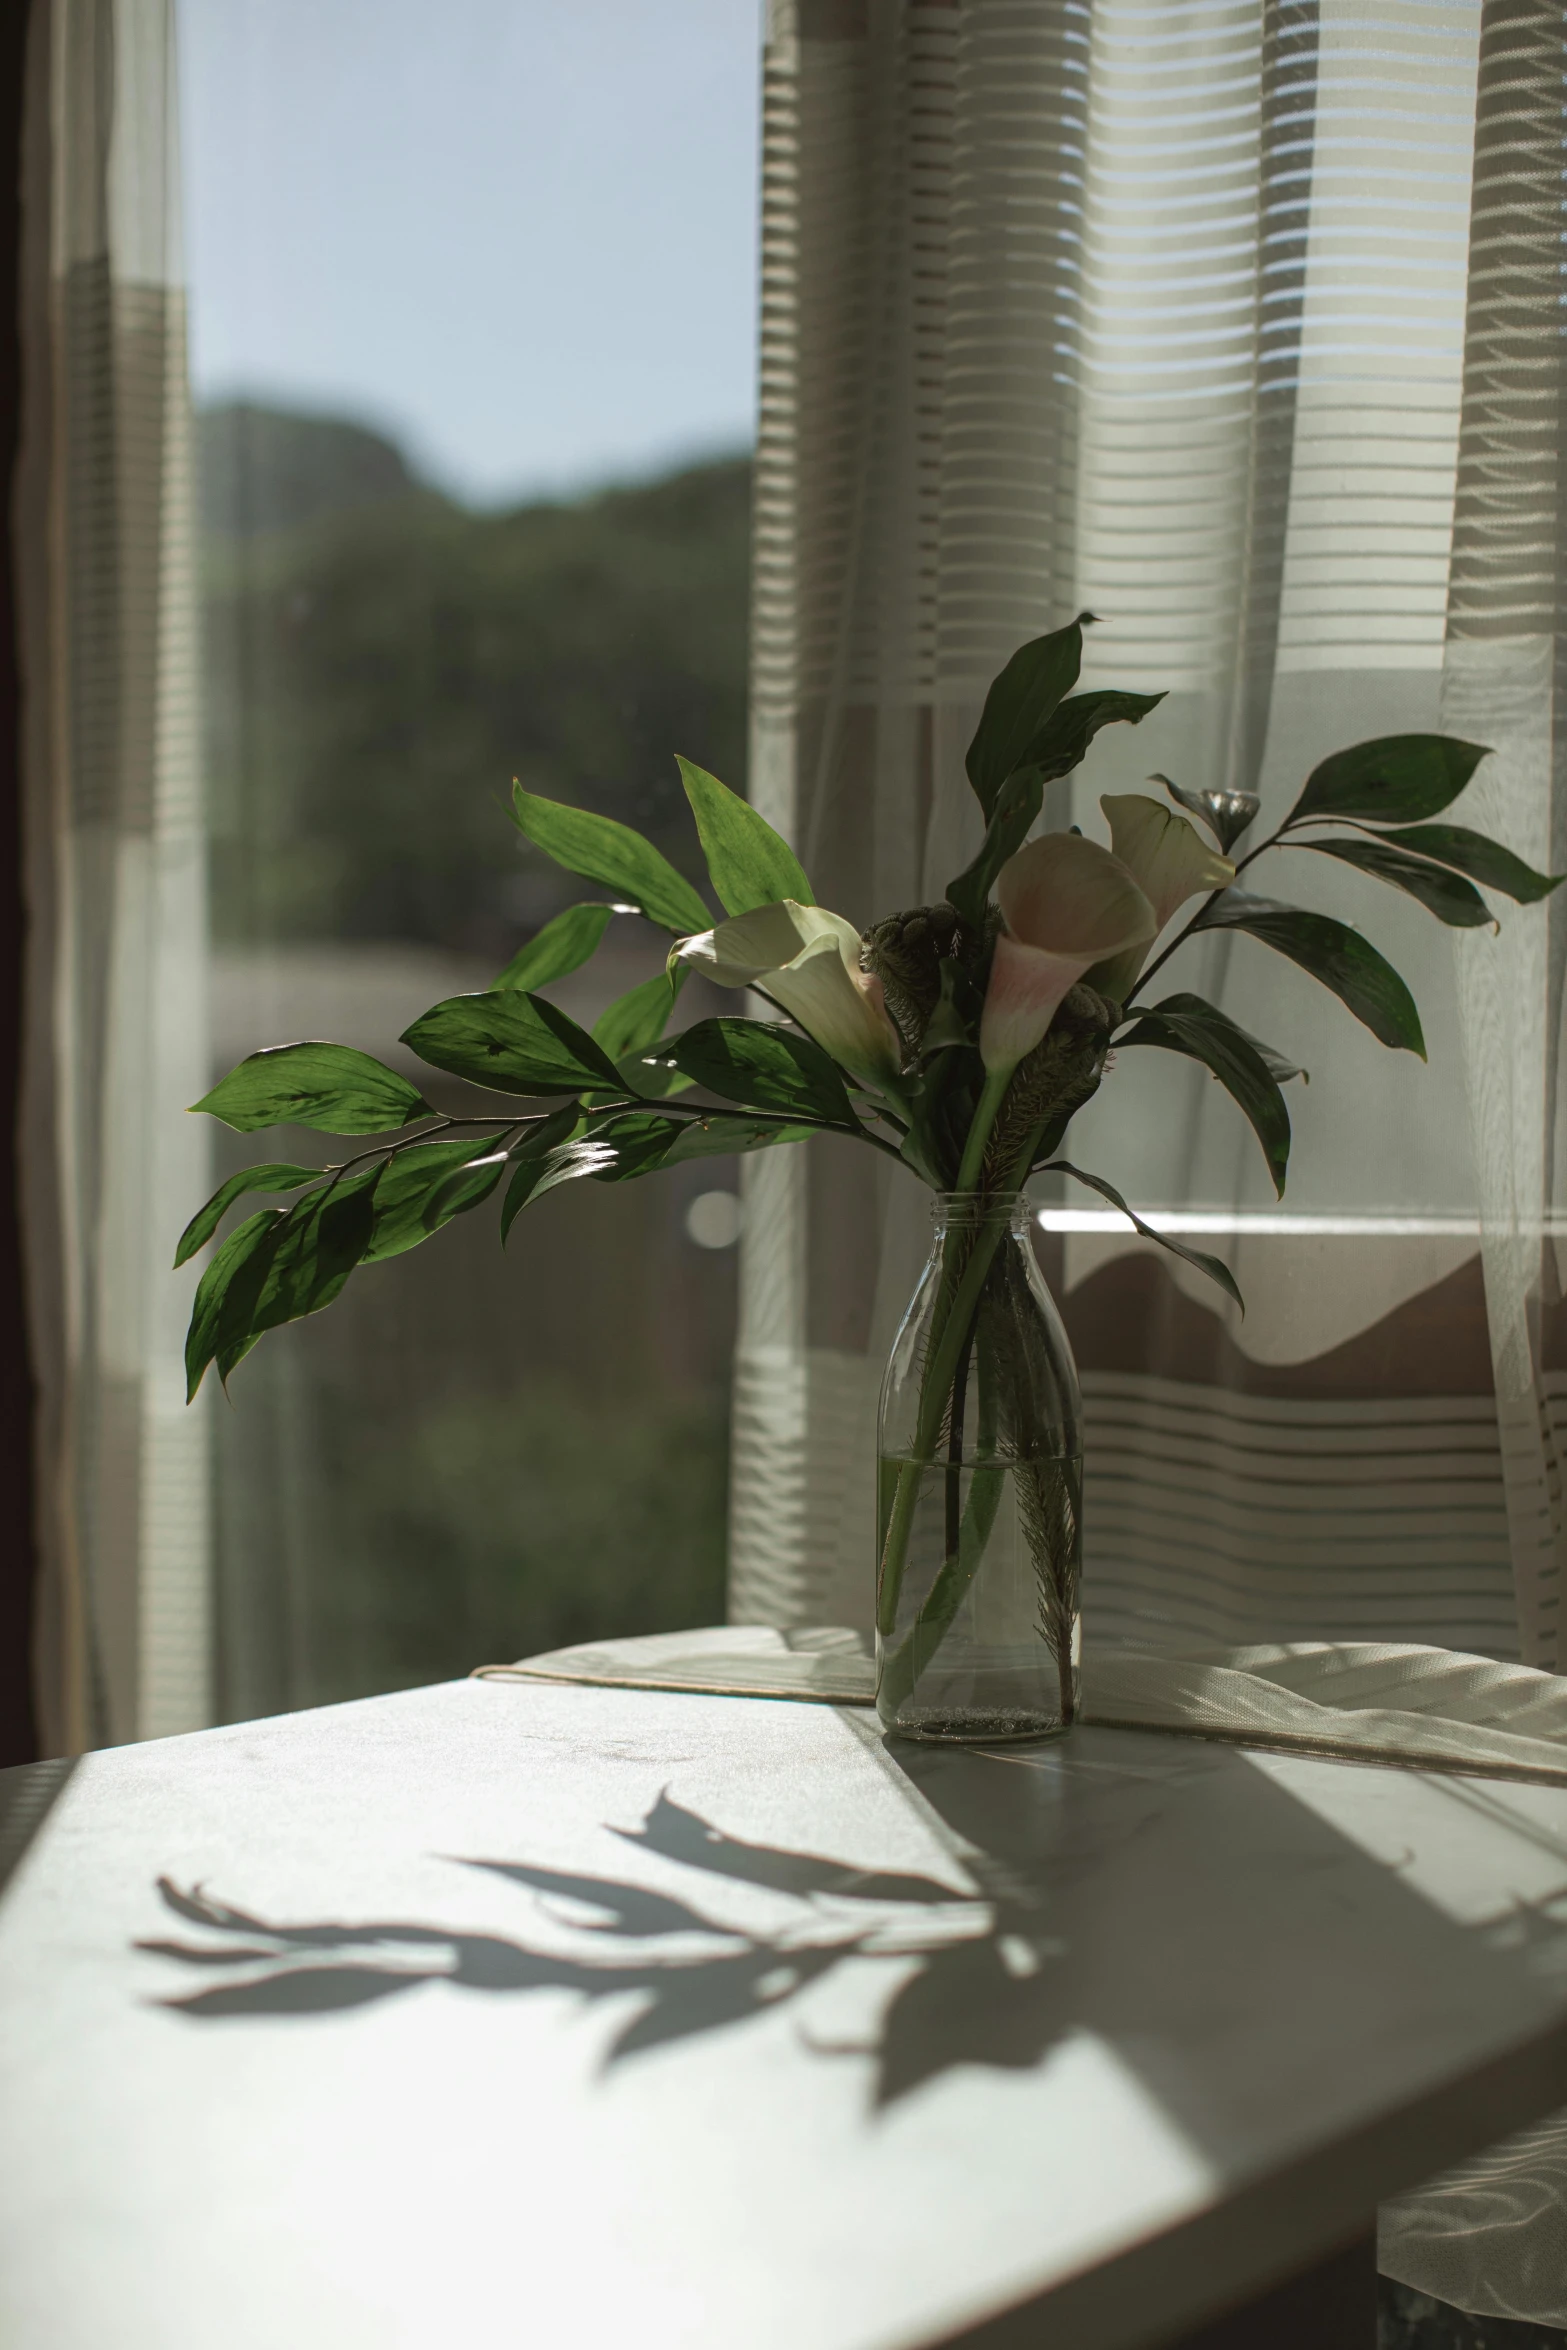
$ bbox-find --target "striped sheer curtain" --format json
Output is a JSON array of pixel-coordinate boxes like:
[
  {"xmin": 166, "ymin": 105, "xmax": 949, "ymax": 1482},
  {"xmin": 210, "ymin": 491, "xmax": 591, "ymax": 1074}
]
[
  {"xmin": 737, "ymin": 0, "xmax": 1567, "ymax": 2323},
  {"xmin": 17, "ymin": 0, "xmax": 209, "ymax": 1754},
  {"xmin": 737, "ymin": 0, "xmax": 1564, "ymax": 1705}
]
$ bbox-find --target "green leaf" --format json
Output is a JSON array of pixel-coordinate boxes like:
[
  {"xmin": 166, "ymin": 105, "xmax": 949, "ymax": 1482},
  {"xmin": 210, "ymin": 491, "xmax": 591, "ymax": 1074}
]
[
  {"xmin": 663, "ymin": 1112, "xmax": 816, "ymax": 1164},
  {"xmin": 174, "ymin": 1163, "xmax": 320, "ymax": 1268},
  {"xmin": 491, "ymin": 902, "xmax": 617, "ymax": 991},
  {"xmin": 1019, "ymin": 689, "xmax": 1166, "ymax": 784},
  {"xmin": 667, "ymin": 1018, "xmax": 858, "ymax": 1124},
  {"xmin": 1041, "ymin": 1159, "xmax": 1245, "ymax": 1313},
  {"xmin": 897, "ymin": 1027, "xmax": 980, "ymax": 1190},
  {"xmin": 1192, "ymin": 892, "xmax": 1426, "ymax": 1056},
  {"xmin": 1238, "ymin": 1029, "xmax": 1304, "ymax": 1086},
  {"xmin": 500, "ymin": 1105, "xmax": 587, "ymax": 1239},
  {"xmin": 513, "ymin": 1112, "xmax": 684, "ymax": 1206},
  {"xmin": 677, "ymin": 756, "xmax": 813, "ymax": 914},
  {"xmin": 1118, "ymin": 993, "xmax": 1294, "ymax": 1198},
  {"xmin": 510, "ymin": 788, "xmax": 711, "ymax": 935},
  {"xmin": 190, "ymin": 1043, "xmax": 430, "ymax": 1136},
  {"xmin": 948, "ymin": 691, "xmax": 1165, "ymax": 928},
  {"xmin": 402, "ymin": 990, "xmax": 623, "ymax": 1096},
  {"xmin": 185, "ymin": 1210, "xmax": 285, "ymax": 1399},
  {"xmin": 505, "ymin": 1105, "xmax": 817, "ymax": 1225},
  {"xmin": 1285, "ymin": 734, "xmax": 1489, "ymax": 828},
  {"xmin": 186, "ymin": 1166, "xmax": 387, "ymax": 1396},
  {"xmin": 1157, "ymin": 774, "xmax": 1261, "ymax": 855},
  {"xmin": 421, "ymin": 1150, "xmax": 510, "ymax": 1229},
  {"xmin": 947, "ymin": 763, "xmax": 1045, "ymax": 930},
  {"xmin": 1379, "ymin": 823, "xmax": 1565, "ymax": 905},
  {"xmin": 620, "ymin": 1056, "xmax": 696, "ymax": 1100},
  {"xmin": 965, "ymin": 615, "xmax": 1091, "ymax": 818},
  {"xmin": 593, "ymin": 969, "xmax": 684, "ymax": 1065},
  {"xmin": 362, "ymin": 1137, "xmax": 511, "ymax": 1263},
  {"xmin": 219, "ymin": 1168, "xmax": 383, "ymax": 1379},
  {"xmin": 918, "ymin": 958, "xmax": 978, "ymax": 1059},
  {"xmin": 1293, "ymin": 837, "xmax": 1493, "ymax": 928},
  {"xmin": 580, "ymin": 1111, "xmax": 688, "ymax": 1181},
  {"xmin": 1126, "ymin": 995, "xmax": 1302, "ymax": 1086}
]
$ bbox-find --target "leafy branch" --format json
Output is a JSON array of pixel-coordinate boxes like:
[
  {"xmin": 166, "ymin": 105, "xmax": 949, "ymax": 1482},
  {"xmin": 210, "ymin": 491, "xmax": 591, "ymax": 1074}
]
[
  {"xmin": 179, "ymin": 626, "xmax": 1560, "ymax": 1404},
  {"xmin": 175, "ymin": 609, "xmax": 1567, "ymax": 1738}
]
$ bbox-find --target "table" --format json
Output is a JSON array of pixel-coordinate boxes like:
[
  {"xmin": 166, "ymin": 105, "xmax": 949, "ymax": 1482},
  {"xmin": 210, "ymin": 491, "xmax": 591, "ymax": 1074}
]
[{"xmin": 4, "ymin": 1675, "xmax": 1567, "ymax": 2350}]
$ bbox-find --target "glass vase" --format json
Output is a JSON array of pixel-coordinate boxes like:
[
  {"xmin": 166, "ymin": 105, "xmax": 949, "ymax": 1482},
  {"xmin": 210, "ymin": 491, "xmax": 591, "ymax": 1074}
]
[{"xmin": 875, "ymin": 1192, "xmax": 1082, "ymax": 1742}]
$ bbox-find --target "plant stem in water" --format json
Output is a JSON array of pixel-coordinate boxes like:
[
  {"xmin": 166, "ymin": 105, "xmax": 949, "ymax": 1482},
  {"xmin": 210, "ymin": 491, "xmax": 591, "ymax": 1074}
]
[
  {"xmin": 878, "ymin": 1119, "xmax": 1056, "ymax": 1670},
  {"xmin": 944, "ymin": 1328, "xmax": 973, "ymax": 1571},
  {"xmin": 880, "ymin": 1340, "xmax": 1004, "ymax": 1715},
  {"xmin": 877, "ymin": 1216, "xmax": 1005, "ymax": 1633}
]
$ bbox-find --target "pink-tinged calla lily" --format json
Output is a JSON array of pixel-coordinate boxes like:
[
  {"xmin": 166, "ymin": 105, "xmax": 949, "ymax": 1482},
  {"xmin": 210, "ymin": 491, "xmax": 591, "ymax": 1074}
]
[
  {"xmin": 1089, "ymin": 794, "xmax": 1236, "ymax": 999},
  {"xmin": 673, "ymin": 899, "xmax": 904, "ymax": 1087},
  {"xmin": 980, "ymin": 834, "xmax": 1157, "ymax": 1075}
]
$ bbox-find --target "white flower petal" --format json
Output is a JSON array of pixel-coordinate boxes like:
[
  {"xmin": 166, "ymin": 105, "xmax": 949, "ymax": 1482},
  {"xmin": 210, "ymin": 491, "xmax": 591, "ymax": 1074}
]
[
  {"xmin": 979, "ymin": 937, "xmax": 1094, "ymax": 1073},
  {"xmin": 768, "ymin": 939, "xmax": 902, "ymax": 1084},
  {"xmin": 980, "ymin": 834, "xmax": 1156, "ymax": 1071},
  {"xmin": 672, "ymin": 899, "xmax": 902, "ymax": 1085},
  {"xmin": 997, "ymin": 832, "xmax": 1157, "ymax": 961},
  {"xmin": 1100, "ymin": 795, "xmax": 1234, "ymax": 932}
]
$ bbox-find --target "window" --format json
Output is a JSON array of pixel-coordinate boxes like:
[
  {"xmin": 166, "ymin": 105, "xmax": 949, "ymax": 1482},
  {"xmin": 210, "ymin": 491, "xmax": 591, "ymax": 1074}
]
[{"xmin": 178, "ymin": 0, "xmax": 762, "ymax": 1715}]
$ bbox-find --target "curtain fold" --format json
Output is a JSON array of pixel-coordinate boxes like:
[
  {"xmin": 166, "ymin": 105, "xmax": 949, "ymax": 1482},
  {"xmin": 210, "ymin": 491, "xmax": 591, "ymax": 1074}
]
[
  {"xmin": 17, "ymin": 0, "xmax": 208, "ymax": 1753},
  {"xmin": 738, "ymin": 0, "xmax": 1567, "ymax": 2322}
]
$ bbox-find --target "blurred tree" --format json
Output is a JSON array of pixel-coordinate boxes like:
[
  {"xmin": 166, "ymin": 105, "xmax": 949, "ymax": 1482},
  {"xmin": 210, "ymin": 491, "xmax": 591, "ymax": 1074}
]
[
  {"xmin": 200, "ymin": 402, "xmax": 751, "ymax": 959},
  {"xmin": 198, "ymin": 407, "xmax": 750, "ymax": 1718},
  {"xmin": 200, "ymin": 400, "xmax": 420, "ymax": 536}
]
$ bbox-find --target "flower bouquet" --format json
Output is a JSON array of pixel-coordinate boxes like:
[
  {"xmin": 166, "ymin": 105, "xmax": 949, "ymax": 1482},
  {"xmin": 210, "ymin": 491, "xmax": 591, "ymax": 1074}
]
[{"xmin": 181, "ymin": 613, "xmax": 1558, "ymax": 1740}]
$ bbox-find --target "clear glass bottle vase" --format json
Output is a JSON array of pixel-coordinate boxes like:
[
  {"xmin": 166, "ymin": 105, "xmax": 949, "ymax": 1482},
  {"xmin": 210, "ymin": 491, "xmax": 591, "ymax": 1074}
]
[{"xmin": 875, "ymin": 1192, "xmax": 1082, "ymax": 1741}]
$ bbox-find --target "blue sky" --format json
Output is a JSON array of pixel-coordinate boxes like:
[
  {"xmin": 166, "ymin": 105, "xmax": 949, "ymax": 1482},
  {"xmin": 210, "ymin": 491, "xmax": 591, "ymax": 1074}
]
[{"xmin": 177, "ymin": 0, "xmax": 762, "ymax": 505}]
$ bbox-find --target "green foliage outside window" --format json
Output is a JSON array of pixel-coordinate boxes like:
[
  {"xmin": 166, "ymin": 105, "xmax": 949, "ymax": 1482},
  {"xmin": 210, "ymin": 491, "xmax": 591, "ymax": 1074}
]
[
  {"xmin": 200, "ymin": 406, "xmax": 747, "ymax": 1713},
  {"xmin": 200, "ymin": 402, "xmax": 751, "ymax": 956}
]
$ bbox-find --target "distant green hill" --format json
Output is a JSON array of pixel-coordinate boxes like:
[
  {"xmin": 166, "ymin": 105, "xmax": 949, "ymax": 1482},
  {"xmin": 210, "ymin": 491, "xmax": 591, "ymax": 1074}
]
[
  {"xmin": 199, "ymin": 403, "xmax": 752, "ymax": 955},
  {"xmin": 199, "ymin": 401, "xmax": 424, "ymax": 537}
]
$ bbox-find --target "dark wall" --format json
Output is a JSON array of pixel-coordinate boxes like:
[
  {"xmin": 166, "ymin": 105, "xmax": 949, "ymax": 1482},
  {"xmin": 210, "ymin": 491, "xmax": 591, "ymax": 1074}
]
[{"xmin": 1, "ymin": 0, "xmax": 40, "ymax": 1766}]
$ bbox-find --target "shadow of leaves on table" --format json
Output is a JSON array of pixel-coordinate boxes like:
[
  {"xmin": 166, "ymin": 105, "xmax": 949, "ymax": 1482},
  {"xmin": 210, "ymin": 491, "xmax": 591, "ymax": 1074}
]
[{"xmin": 138, "ymin": 1790, "xmax": 1057, "ymax": 2106}]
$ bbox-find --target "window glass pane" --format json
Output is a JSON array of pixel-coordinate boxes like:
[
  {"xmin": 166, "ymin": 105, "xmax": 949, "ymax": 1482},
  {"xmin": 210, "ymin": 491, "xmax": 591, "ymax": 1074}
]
[{"xmin": 178, "ymin": 0, "xmax": 760, "ymax": 1715}]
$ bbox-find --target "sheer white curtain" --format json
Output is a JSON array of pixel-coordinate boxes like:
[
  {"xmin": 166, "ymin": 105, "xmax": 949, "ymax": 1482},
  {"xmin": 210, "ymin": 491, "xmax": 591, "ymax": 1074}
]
[
  {"xmin": 737, "ymin": 0, "xmax": 1093, "ymax": 1626},
  {"xmin": 736, "ymin": 0, "xmax": 1563, "ymax": 1699},
  {"xmin": 18, "ymin": 0, "xmax": 209, "ymax": 1753},
  {"xmin": 737, "ymin": 0, "xmax": 1567, "ymax": 2323}
]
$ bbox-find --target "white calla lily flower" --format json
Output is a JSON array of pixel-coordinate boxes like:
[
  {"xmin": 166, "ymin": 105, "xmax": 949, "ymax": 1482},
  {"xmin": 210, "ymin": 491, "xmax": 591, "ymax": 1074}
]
[
  {"xmin": 980, "ymin": 834, "xmax": 1157, "ymax": 1076},
  {"xmin": 674, "ymin": 899, "xmax": 904, "ymax": 1086},
  {"xmin": 1090, "ymin": 794, "xmax": 1236, "ymax": 999}
]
